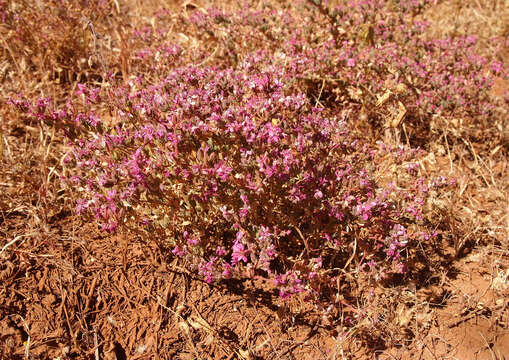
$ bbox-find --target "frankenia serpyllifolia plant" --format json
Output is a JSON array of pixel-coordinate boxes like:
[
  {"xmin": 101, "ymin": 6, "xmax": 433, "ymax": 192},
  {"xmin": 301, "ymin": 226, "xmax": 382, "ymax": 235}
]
[
  {"xmin": 140, "ymin": 0, "xmax": 506, "ymax": 139},
  {"xmin": 9, "ymin": 0, "xmax": 504, "ymax": 325},
  {"xmin": 11, "ymin": 62, "xmax": 453, "ymax": 317}
]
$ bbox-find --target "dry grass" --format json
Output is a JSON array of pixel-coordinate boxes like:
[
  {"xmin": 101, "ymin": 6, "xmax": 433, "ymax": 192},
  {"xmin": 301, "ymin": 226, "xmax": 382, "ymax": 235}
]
[
  {"xmin": 424, "ymin": 0, "xmax": 509, "ymax": 253},
  {"xmin": 422, "ymin": 0, "xmax": 509, "ymax": 53}
]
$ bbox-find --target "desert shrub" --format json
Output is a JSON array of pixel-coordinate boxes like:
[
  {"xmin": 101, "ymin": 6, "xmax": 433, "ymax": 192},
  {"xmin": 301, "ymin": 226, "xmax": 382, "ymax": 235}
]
[
  {"xmin": 11, "ymin": 61, "xmax": 454, "ymax": 325},
  {"xmin": 143, "ymin": 0, "xmax": 507, "ymax": 145},
  {"xmin": 8, "ymin": 0, "xmax": 504, "ymax": 329}
]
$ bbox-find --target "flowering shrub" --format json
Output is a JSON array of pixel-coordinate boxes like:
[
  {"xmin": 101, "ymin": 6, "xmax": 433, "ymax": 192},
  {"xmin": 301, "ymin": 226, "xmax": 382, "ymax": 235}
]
[
  {"xmin": 11, "ymin": 62, "xmax": 454, "ymax": 322},
  {"xmin": 147, "ymin": 0, "xmax": 507, "ymax": 143},
  {"xmin": 8, "ymin": 0, "xmax": 505, "ymax": 327}
]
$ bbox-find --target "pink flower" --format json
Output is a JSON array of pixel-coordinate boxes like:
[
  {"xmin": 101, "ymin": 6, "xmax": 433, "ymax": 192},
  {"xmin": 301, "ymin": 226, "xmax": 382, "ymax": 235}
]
[
  {"xmin": 172, "ymin": 246, "xmax": 186, "ymax": 257},
  {"xmin": 216, "ymin": 246, "xmax": 227, "ymax": 256},
  {"xmin": 279, "ymin": 289, "xmax": 291, "ymax": 300},
  {"xmin": 231, "ymin": 240, "xmax": 249, "ymax": 265},
  {"xmin": 75, "ymin": 199, "xmax": 89, "ymax": 215},
  {"xmin": 198, "ymin": 260, "xmax": 214, "ymax": 283},
  {"xmin": 314, "ymin": 190, "xmax": 323, "ymax": 199},
  {"xmin": 222, "ymin": 263, "xmax": 233, "ymax": 279},
  {"xmin": 215, "ymin": 161, "xmax": 232, "ymax": 182}
]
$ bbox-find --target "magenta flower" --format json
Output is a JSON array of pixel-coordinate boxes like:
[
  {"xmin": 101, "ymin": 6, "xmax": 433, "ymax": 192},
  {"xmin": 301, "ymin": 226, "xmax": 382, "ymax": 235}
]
[
  {"xmin": 215, "ymin": 161, "xmax": 232, "ymax": 182},
  {"xmin": 172, "ymin": 246, "xmax": 186, "ymax": 257},
  {"xmin": 221, "ymin": 263, "xmax": 233, "ymax": 279},
  {"xmin": 231, "ymin": 240, "xmax": 249, "ymax": 265}
]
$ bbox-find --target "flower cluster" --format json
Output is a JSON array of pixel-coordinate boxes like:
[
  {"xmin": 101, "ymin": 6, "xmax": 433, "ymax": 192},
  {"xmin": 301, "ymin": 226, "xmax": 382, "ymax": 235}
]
[
  {"xmin": 156, "ymin": 0, "xmax": 507, "ymax": 141},
  {"xmin": 31, "ymin": 62, "xmax": 450, "ymax": 312}
]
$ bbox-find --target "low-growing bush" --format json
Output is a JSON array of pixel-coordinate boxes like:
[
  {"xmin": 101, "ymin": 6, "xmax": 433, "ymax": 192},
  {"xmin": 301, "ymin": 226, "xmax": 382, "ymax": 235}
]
[
  {"xmin": 10, "ymin": 62, "xmax": 454, "ymax": 324},
  {"xmin": 8, "ymin": 0, "xmax": 505, "ymax": 331}
]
